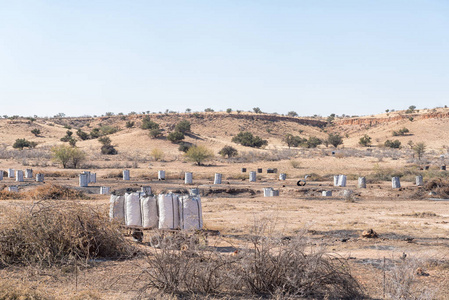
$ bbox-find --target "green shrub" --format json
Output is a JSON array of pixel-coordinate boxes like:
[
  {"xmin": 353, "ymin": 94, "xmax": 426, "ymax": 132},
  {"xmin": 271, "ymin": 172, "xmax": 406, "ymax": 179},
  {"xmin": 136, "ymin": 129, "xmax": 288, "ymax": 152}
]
[
  {"xmin": 385, "ymin": 139, "xmax": 401, "ymax": 148},
  {"xmin": 283, "ymin": 134, "xmax": 305, "ymax": 148},
  {"xmin": 232, "ymin": 132, "xmax": 268, "ymax": 148},
  {"xmin": 306, "ymin": 136, "xmax": 322, "ymax": 148},
  {"xmin": 219, "ymin": 145, "xmax": 238, "ymax": 158},
  {"xmin": 141, "ymin": 116, "xmax": 159, "ymax": 130},
  {"xmin": 149, "ymin": 128, "xmax": 163, "ymax": 138},
  {"xmin": 99, "ymin": 136, "xmax": 117, "ymax": 155},
  {"xmin": 178, "ymin": 142, "xmax": 193, "ymax": 153},
  {"xmin": 13, "ymin": 138, "xmax": 37, "ymax": 150},
  {"xmin": 76, "ymin": 129, "xmax": 90, "ymax": 140},
  {"xmin": 167, "ymin": 131, "xmax": 185, "ymax": 143},
  {"xmin": 359, "ymin": 134, "xmax": 372, "ymax": 147},
  {"xmin": 175, "ymin": 120, "xmax": 191, "ymax": 134},
  {"xmin": 392, "ymin": 127, "xmax": 409, "ymax": 136},
  {"xmin": 31, "ymin": 128, "xmax": 41, "ymax": 136}
]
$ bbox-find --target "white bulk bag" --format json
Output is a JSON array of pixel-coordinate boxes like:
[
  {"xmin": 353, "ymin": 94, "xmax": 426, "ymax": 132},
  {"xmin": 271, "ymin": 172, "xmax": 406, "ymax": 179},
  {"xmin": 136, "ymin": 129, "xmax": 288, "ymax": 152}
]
[
  {"xmin": 125, "ymin": 193, "xmax": 142, "ymax": 227},
  {"xmin": 179, "ymin": 195, "xmax": 203, "ymax": 230},
  {"xmin": 337, "ymin": 175, "xmax": 347, "ymax": 187},
  {"xmin": 109, "ymin": 195, "xmax": 125, "ymax": 223},
  {"xmin": 158, "ymin": 193, "xmax": 179, "ymax": 229},
  {"xmin": 141, "ymin": 196, "xmax": 158, "ymax": 229}
]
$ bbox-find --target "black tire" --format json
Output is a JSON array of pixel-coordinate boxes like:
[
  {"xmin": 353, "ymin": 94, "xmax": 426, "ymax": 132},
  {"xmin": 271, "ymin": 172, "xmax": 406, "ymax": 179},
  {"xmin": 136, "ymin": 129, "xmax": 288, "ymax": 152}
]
[{"xmin": 297, "ymin": 180, "xmax": 306, "ymax": 186}]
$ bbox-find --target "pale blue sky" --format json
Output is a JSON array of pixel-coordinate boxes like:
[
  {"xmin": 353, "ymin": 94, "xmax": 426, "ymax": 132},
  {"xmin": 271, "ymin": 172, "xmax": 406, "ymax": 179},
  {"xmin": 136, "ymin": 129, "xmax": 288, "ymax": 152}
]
[{"xmin": 0, "ymin": 0, "xmax": 448, "ymax": 117}]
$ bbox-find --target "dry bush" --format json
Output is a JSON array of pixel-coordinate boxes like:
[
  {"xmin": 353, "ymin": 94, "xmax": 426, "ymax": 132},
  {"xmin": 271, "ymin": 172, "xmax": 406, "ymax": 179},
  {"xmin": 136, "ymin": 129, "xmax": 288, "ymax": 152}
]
[
  {"xmin": 0, "ymin": 189, "xmax": 24, "ymax": 200},
  {"xmin": 0, "ymin": 201, "xmax": 135, "ymax": 267},
  {"xmin": 29, "ymin": 184, "xmax": 88, "ymax": 200},
  {"xmin": 0, "ymin": 184, "xmax": 88, "ymax": 200},
  {"xmin": 290, "ymin": 160, "xmax": 301, "ymax": 169},
  {"xmin": 423, "ymin": 179, "xmax": 449, "ymax": 198},
  {"xmin": 141, "ymin": 226, "xmax": 364, "ymax": 299},
  {"xmin": 384, "ymin": 257, "xmax": 438, "ymax": 300},
  {"xmin": 102, "ymin": 170, "xmax": 123, "ymax": 178},
  {"xmin": 41, "ymin": 170, "xmax": 78, "ymax": 178}
]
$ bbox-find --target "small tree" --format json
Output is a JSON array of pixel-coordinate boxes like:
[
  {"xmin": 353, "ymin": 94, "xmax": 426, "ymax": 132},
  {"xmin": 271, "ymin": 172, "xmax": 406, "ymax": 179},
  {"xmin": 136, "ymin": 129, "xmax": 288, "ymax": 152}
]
[
  {"xmin": 175, "ymin": 120, "xmax": 191, "ymax": 134},
  {"xmin": 150, "ymin": 148, "xmax": 164, "ymax": 161},
  {"xmin": 226, "ymin": 108, "xmax": 232, "ymax": 113},
  {"xmin": 359, "ymin": 134, "xmax": 372, "ymax": 147},
  {"xmin": 51, "ymin": 145, "xmax": 86, "ymax": 169},
  {"xmin": 287, "ymin": 111, "xmax": 298, "ymax": 117},
  {"xmin": 31, "ymin": 129, "xmax": 41, "ymax": 136},
  {"xmin": 405, "ymin": 105, "xmax": 416, "ymax": 114},
  {"xmin": 327, "ymin": 133, "xmax": 343, "ymax": 148},
  {"xmin": 219, "ymin": 145, "xmax": 238, "ymax": 158},
  {"xmin": 253, "ymin": 107, "xmax": 262, "ymax": 114},
  {"xmin": 413, "ymin": 142, "xmax": 426, "ymax": 160},
  {"xmin": 185, "ymin": 145, "xmax": 214, "ymax": 166},
  {"xmin": 167, "ymin": 131, "xmax": 185, "ymax": 143}
]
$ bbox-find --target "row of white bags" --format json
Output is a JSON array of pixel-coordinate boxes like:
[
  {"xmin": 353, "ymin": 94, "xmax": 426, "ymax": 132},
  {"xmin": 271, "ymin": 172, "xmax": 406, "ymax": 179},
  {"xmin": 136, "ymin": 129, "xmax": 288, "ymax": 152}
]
[{"xmin": 109, "ymin": 193, "xmax": 203, "ymax": 230}]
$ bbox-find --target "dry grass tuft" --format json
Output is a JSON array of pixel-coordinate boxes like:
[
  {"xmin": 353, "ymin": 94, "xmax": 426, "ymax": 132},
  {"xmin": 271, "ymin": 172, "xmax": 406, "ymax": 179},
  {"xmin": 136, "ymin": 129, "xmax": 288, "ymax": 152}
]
[
  {"xmin": 0, "ymin": 279, "xmax": 50, "ymax": 299},
  {"xmin": 0, "ymin": 201, "xmax": 135, "ymax": 268}
]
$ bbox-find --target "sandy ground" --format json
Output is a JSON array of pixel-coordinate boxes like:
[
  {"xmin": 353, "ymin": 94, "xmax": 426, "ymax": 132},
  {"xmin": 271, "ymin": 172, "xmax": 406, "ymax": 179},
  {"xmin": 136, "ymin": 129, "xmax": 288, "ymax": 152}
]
[{"xmin": 0, "ymin": 166, "xmax": 448, "ymax": 299}]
